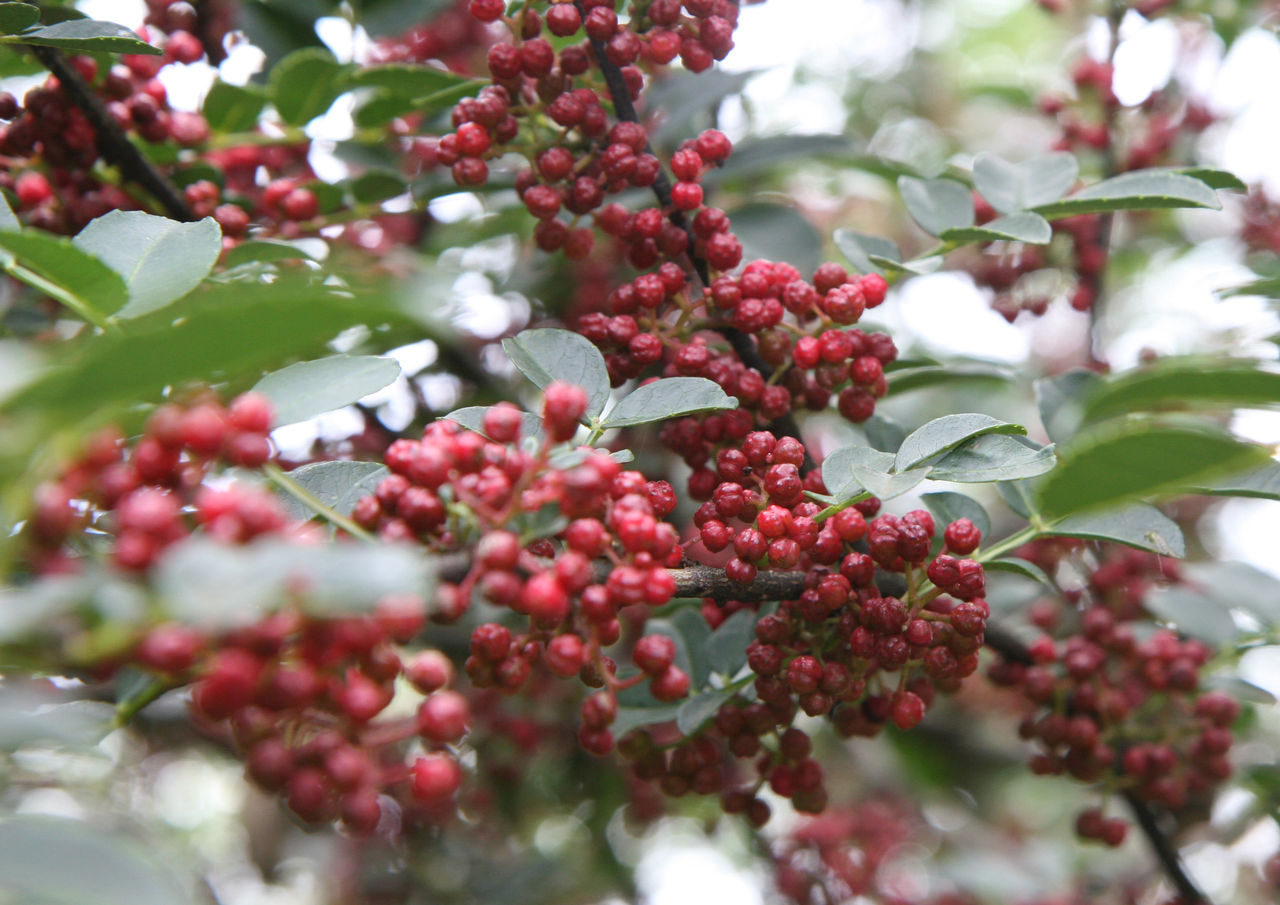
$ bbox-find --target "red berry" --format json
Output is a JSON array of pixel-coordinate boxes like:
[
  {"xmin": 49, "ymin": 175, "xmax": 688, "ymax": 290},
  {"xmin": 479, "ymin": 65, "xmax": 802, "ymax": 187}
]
[
  {"xmin": 633, "ymin": 634, "xmax": 676, "ymax": 676},
  {"xmin": 282, "ymin": 187, "xmax": 319, "ymax": 221},
  {"xmin": 417, "ymin": 690, "xmax": 470, "ymax": 743},
  {"xmin": 411, "ymin": 754, "xmax": 462, "ymax": 803},
  {"xmin": 543, "ymin": 381, "xmax": 589, "ymax": 441},
  {"xmin": 651, "ymin": 665, "xmax": 691, "ymax": 701}
]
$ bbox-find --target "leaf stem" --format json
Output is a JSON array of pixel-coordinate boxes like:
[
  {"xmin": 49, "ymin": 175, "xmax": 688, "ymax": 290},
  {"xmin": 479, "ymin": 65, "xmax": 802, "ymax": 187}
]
[
  {"xmin": 113, "ymin": 676, "xmax": 174, "ymax": 727},
  {"xmin": 263, "ymin": 462, "xmax": 376, "ymax": 542}
]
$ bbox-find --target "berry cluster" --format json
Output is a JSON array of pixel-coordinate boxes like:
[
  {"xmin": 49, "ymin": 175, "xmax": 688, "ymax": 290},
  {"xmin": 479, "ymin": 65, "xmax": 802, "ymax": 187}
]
[
  {"xmin": 352, "ymin": 384, "xmax": 693, "ymax": 755},
  {"xmin": 24, "ymin": 392, "xmax": 278, "ymax": 576},
  {"xmin": 989, "ymin": 542, "xmax": 1236, "ymax": 845},
  {"xmin": 611, "ymin": 432, "xmax": 990, "ymax": 820},
  {"xmin": 0, "ymin": 44, "xmax": 208, "ymax": 234},
  {"xmin": 185, "ymin": 598, "xmax": 475, "ymax": 833}
]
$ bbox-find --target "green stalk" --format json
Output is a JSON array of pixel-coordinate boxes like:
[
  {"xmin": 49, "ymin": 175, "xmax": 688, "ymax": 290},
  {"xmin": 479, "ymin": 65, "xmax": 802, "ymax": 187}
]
[{"xmin": 263, "ymin": 462, "xmax": 375, "ymax": 542}]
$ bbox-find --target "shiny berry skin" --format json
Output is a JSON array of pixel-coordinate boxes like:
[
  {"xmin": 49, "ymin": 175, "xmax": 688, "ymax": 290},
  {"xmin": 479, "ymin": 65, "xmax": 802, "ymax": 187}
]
[
  {"xmin": 633, "ymin": 634, "xmax": 676, "ymax": 676},
  {"xmin": 411, "ymin": 754, "xmax": 462, "ymax": 803},
  {"xmin": 417, "ymin": 690, "xmax": 470, "ymax": 743},
  {"xmin": 944, "ymin": 518, "xmax": 982, "ymax": 554},
  {"xmin": 651, "ymin": 665, "xmax": 691, "ymax": 701},
  {"xmin": 468, "ymin": 0, "xmax": 505, "ymax": 23}
]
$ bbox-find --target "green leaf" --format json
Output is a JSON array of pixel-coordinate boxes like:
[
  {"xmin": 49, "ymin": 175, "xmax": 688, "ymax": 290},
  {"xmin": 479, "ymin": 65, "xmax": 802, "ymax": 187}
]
[
  {"xmin": 0, "ymin": 191, "xmax": 17, "ymax": 231},
  {"xmin": 444, "ymin": 405, "xmax": 544, "ymax": 444},
  {"xmin": 1150, "ymin": 166, "xmax": 1246, "ymax": 192},
  {"xmin": 707, "ymin": 608, "xmax": 757, "ymax": 677},
  {"xmin": 926, "ymin": 434, "xmax": 1056, "ymax": 483},
  {"xmin": 5, "ymin": 278, "xmax": 408, "ymax": 425},
  {"xmin": 1220, "ymin": 274, "xmax": 1280, "ymax": 299},
  {"xmin": 268, "ymin": 47, "xmax": 348, "ymax": 126},
  {"xmin": 13, "ymin": 18, "xmax": 161, "ymax": 54},
  {"xmin": 275, "ymin": 460, "xmax": 387, "ymax": 521},
  {"xmin": 972, "ymin": 152, "xmax": 1078, "ymax": 214},
  {"xmin": 727, "ymin": 203, "xmax": 822, "ymax": 278},
  {"xmin": 0, "ymin": 3, "xmax": 39, "ymax": 34},
  {"xmin": 1035, "ymin": 425, "xmax": 1272, "ymax": 518},
  {"xmin": 939, "ymin": 212, "xmax": 1052, "ymax": 245},
  {"xmin": 998, "ymin": 479, "xmax": 1039, "ymax": 519},
  {"xmin": 73, "ymin": 211, "xmax": 222, "ymax": 319},
  {"xmin": 895, "ymin": 413, "xmax": 1027, "ymax": 471},
  {"xmin": 601, "ymin": 377, "xmax": 737, "ymax": 429},
  {"xmin": 0, "ymin": 816, "xmax": 194, "ymax": 905},
  {"xmin": 833, "ymin": 228, "xmax": 902, "ymax": 276},
  {"xmin": 898, "ymin": 176, "xmax": 974, "ymax": 236},
  {"xmin": 502, "ymin": 328, "xmax": 611, "ymax": 420},
  {"xmin": 221, "ymin": 239, "xmax": 315, "ymax": 268},
  {"xmin": 985, "ymin": 557, "xmax": 1053, "ymax": 586},
  {"xmin": 1190, "ymin": 461, "xmax": 1280, "ymax": 501},
  {"xmin": 1185, "ymin": 561, "xmax": 1280, "ymax": 626},
  {"xmin": 887, "ymin": 363, "xmax": 1015, "ymax": 394},
  {"xmin": 352, "ymin": 91, "xmax": 415, "ymax": 128},
  {"xmin": 349, "ymin": 171, "xmax": 408, "ymax": 203},
  {"xmin": 704, "ymin": 133, "xmax": 854, "ymax": 186},
  {"xmin": 513, "ymin": 502, "xmax": 567, "ymax": 542},
  {"xmin": 835, "ymin": 445, "xmax": 930, "ymax": 500},
  {"xmin": 611, "ymin": 703, "xmax": 682, "ymax": 739},
  {"xmin": 346, "ymin": 63, "xmax": 468, "ymax": 96},
  {"xmin": 821, "ymin": 446, "xmax": 864, "ymax": 502},
  {"xmin": 154, "ymin": 537, "xmax": 434, "ymax": 627},
  {"xmin": 253, "ymin": 355, "xmax": 401, "ymax": 427},
  {"xmin": 1145, "ymin": 587, "xmax": 1239, "ymax": 644},
  {"xmin": 863, "ymin": 411, "xmax": 906, "ymax": 452},
  {"xmin": 1203, "ymin": 675, "xmax": 1275, "ymax": 706},
  {"xmin": 0, "ymin": 228, "xmax": 130, "ymax": 320},
  {"xmin": 1079, "ymin": 360, "xmax": 1280, "ymax": 424},
  {"xmin": 676, "ymin": 687, "xmax": 738, "ymax": 736},
  {"xmin": 672, "ymin": 606, "xmax": 712, "ymax": 689},
  {"xmin": 202, "ymin": 80, "xmax": 267, "ymax": 132},
  {"xmin": 1032, "ymin": 170, "xmax": 1221, "ymax": 218},
  {"xmin": 921, "ymin": 491, "xmax": 990, "ymax": 538},
  {"xmin": 1035, "ymin": 369, "xmax": 1101, "ymax": 444},
  {"xmin": 0, "ymin": 691, "xmax": 113, "ymax": 750},
  {"xmin": 1046, "ymin": 504, "xmax": 1185, "ymax": 557}
]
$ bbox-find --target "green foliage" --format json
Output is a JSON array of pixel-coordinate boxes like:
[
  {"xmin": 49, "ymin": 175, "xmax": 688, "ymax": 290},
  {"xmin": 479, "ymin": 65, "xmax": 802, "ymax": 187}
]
[
  {"xmin": 600, "ymin": 377, "xmax": 738, "ymax": 429},
  {"xmin": 503, "ymin": 328, "xmax": 612, "ymax": 421},
  {"xmin": 252, "ymin": 355, "xmax": 402, "ymax": 427},
  {"xmin": 898, "ymin": 176, "xmax": 974, "ymax": 236},
  {"xmin": 973, "ymin": 152, "xmax": 1078, "ymax": 213},
  {"xmin": 72, "ymin": 211, "xmax": 222, "ymax": 319},
  {"xmin": 1032, "ymin": 170, "xmax": 1221, "ymax": 218},
  {"xmin": 7, "ymin": 18, "xmax": 161, "ymax": 54},
  {"xmin": 0, "ymin": 816, "xmax": 193, "ymax": 905}
]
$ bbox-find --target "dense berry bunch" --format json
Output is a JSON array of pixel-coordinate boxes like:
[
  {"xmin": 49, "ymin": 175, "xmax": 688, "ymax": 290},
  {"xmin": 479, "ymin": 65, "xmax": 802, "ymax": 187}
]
[
  {"xmin": 23, "ymin": 392, "xmax": 279, "ymax": 576},
  {"xmin": 990, "ymin": 542, "xmax": 1236, "ymax": 844},
  {"xmin": 611, "ymin": 429, "xmax": 990, "ymax": 821},
  {"xmin": 351, "ymin": 385, "xmax": 693, "ymax": 755},
  {"xmin": 186, "ymin": 596, "xmax": 476, "ymax": 834}
]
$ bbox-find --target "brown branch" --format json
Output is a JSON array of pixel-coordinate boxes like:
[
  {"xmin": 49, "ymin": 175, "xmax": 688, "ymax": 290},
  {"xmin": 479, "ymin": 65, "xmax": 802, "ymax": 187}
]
[
  {"xmin": 28, "ymin": 45, "xmax": 196, "ymax": 222},
  {"xmin": 1124, "ymin": 789, "xmax": 1209, "ymax": 904}
]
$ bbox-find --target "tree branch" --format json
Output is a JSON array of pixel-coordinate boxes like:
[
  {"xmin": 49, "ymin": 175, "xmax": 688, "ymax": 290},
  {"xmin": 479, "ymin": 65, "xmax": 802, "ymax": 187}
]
[{"xmin": 28, "ymin": 46, "xmax": 196, "ymax": 222}]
